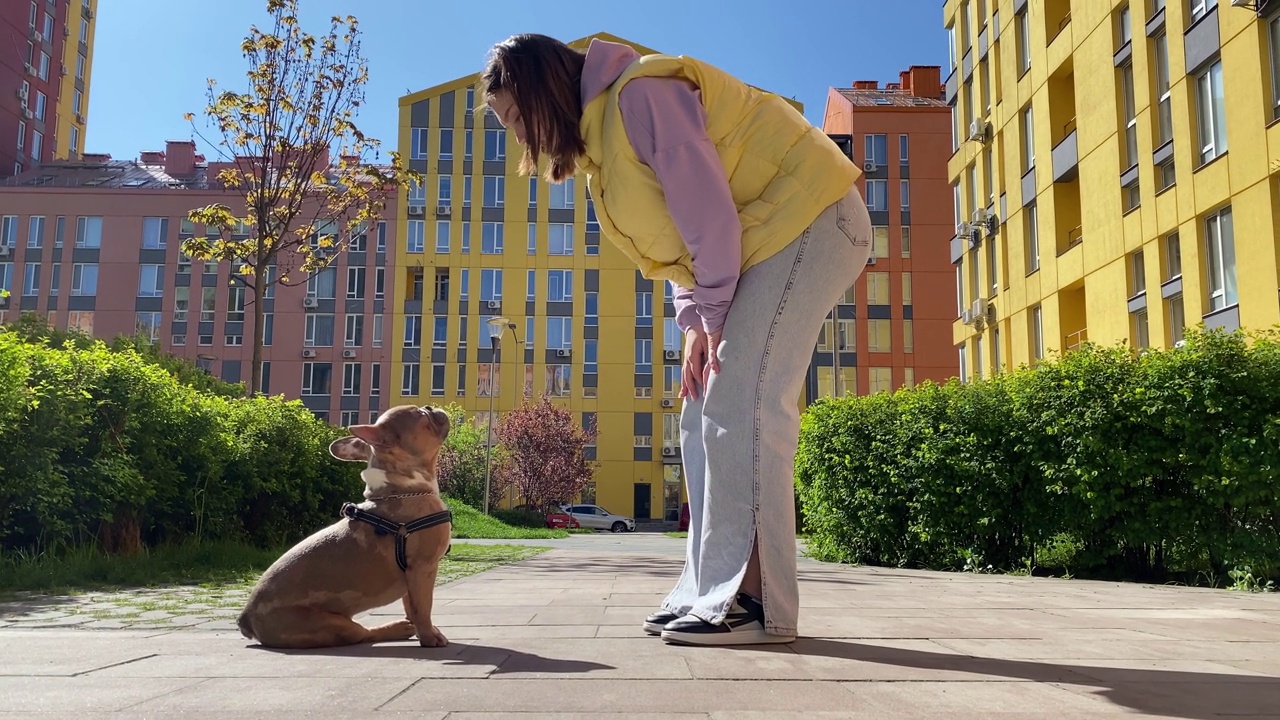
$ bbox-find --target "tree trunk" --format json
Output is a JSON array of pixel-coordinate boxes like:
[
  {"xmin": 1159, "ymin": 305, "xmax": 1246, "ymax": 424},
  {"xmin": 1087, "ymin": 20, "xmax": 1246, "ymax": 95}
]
[{"xmin": 249, "ymin": 263, "xmax": 266, "ymax": 398}]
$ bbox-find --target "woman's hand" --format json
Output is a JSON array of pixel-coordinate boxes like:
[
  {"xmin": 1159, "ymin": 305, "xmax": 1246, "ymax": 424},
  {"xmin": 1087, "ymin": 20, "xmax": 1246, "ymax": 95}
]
[{"xmin": 681, "ymin": 327, "xmax": 722, "ymax": 400}]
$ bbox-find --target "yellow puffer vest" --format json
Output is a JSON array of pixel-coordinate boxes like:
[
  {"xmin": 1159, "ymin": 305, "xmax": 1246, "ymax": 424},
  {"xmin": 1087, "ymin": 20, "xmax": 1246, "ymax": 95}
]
[{"xmin": 576, "ymin": 52, "xmax": 860, "ymax": 289}]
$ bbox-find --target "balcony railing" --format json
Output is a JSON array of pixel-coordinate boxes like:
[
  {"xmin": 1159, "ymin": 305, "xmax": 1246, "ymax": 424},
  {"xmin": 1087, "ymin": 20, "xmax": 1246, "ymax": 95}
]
[{"xmin": 1065, "ymin": 328, "xmax": 1088, "ymax": 352}]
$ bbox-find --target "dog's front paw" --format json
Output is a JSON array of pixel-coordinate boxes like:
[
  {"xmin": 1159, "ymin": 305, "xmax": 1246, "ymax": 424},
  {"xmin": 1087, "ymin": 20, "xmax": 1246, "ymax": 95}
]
[{"xmin": 418, "ymin": 625, "xmax": 448, "ymax": 648}]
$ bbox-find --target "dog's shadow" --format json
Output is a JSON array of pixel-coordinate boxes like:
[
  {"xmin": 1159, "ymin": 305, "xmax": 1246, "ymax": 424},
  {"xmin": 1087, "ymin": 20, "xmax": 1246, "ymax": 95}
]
[{"xmin": 252, "ymin": 641, "xmax": 614, "ymax": 676}]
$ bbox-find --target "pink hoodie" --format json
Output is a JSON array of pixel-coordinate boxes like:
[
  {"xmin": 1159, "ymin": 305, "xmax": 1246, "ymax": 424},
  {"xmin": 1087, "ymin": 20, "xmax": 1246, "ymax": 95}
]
[{"xmin": 579, "ymin": 39, "xmax": 740, "ymax": 335}]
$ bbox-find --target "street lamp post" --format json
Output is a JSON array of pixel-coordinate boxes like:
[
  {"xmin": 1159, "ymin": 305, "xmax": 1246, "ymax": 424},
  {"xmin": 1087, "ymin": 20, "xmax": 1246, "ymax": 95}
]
[{"xmin": 482, "ymin": 316, "xmax": 519, "ymax": 515}]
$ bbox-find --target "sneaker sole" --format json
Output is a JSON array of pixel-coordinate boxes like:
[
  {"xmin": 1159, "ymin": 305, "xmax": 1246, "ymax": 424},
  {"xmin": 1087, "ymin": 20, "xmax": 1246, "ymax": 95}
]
[
  {"xmin": 660, "ymin": 629, "xmax": 796, "ymax": 647},
  {"xmin": 642, "ymin": 621, "xmax": 666, "ymax": 635}
]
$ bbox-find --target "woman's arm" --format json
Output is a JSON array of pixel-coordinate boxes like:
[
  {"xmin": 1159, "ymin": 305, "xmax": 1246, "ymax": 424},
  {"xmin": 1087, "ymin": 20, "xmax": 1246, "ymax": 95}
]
[{"xmin": 618, "ymin": 76, "xmax": 741, "ymax": 335}]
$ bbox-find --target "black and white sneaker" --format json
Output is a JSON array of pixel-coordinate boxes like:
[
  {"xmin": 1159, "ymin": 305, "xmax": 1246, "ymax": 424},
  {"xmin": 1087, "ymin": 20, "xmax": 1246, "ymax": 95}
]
[
  {"xmin": 642, "ymin": 610, "xmax": 679, "ymax": 635},
  {"xmin": 659, "ymin": 593, "xmax": 796, "ymax": 646}
]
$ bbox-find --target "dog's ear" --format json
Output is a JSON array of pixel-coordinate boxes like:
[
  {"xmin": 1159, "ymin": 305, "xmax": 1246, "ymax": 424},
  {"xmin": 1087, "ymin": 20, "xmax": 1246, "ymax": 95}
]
[{"xmin": 329, "ymin": 435, "xmax": 373, "ymax": 462}]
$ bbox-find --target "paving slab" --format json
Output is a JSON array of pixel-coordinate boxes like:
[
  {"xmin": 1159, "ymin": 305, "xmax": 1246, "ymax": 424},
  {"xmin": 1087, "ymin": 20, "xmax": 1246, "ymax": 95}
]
[{"xmin": 1, "ymin": 542, "xmax": 1279, "ymax": 718}]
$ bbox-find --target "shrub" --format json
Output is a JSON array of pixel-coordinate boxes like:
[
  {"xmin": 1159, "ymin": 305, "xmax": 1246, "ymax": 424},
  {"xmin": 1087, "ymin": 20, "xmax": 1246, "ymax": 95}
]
[{"xmin": 795, "ymin": 328, "xmax": 1280, "ymax": 585}]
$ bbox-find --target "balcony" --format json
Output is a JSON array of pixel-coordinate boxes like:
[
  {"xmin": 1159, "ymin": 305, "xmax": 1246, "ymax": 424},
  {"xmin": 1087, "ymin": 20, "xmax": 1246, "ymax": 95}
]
[
  {"xmin": 1059, "ymin": 282, "xmax": 1088, "ymax": 354},
  {"xmin": 1052, "ymin": 120, "xmax": 1079, "ymax": 183},
  {"xmin": 1046, "ymin": 0, "xmax": 1072, "ymax": 45}
]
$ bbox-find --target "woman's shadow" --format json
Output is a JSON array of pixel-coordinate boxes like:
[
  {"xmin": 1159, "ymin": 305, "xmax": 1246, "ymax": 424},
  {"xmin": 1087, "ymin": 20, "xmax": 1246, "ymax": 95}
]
[{"xmin": 791, "ymin": 637, "xmax": 1279, "ymax": 719}]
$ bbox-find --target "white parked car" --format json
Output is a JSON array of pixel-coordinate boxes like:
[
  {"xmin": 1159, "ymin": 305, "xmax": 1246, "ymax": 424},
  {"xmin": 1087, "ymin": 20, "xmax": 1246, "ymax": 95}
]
[{"xmin": 561, "ymin": 504, "xmax": 636, "ymax": 533}]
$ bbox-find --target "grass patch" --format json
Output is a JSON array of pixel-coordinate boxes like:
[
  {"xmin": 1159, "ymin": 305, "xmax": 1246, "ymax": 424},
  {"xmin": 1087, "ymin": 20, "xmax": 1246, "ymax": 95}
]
[
  {"xmin": 0, "ymin": 540, "xmax": 549, "ymax": 600},
  {"xmin": 448, "ymin": 500, "xmax": 568, "ymax": 540},
  {"xmin": 664, "ymin": 531, "xmax": 688, "ymax": 538}
]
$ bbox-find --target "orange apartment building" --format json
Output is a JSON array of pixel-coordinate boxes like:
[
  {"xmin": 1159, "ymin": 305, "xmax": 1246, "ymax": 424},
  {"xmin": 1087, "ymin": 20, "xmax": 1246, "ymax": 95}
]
[
  {"xmin": 0, "ymin": 140, "xmax": 398, "ymax": 426},
  {"xmin": 815, "ymin": 66, "xmax": 959, "ymax": 398}
]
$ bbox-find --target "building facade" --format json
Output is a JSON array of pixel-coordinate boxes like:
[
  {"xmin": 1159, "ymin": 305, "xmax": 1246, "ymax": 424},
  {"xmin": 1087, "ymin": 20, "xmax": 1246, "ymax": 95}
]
[
  {"xmin": 818, "ymin": 67, "xmax": 959, "ymax": 399},
  {"xmin": 0, "ymin": 140, "xmax": 397, "ymax": 427},
  {"xmin": 1, "ymin": 0, "xmax": 97, "ymax": 177},
  {"xmin": 393, "ymin": 32, "xmax": 817, "ymax": 523},
  {"xmin": 943, "ymin": 0, "xmax": 1280, "ymax": 377}
]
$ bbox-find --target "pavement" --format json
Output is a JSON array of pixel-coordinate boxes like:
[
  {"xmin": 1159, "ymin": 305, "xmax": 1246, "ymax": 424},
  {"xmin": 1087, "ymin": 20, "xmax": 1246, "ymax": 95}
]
[{"xmin": 2, "ymin": 535, "xmax": 1280, "ymax": 718}]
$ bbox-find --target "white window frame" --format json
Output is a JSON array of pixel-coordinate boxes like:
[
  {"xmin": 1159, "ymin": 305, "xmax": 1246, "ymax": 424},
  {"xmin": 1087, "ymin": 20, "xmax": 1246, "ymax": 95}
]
[
  {"xmin": 1204, "ymin": 207, "xmax": 1236, "ymax": 312},
  {"xmin": 1196, "ymin": 60, "xmax": 1227, "ymax": 165}
]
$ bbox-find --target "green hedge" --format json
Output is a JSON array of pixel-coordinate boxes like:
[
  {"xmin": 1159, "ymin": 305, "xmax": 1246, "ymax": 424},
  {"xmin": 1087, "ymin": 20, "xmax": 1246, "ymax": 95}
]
[
  {"xmin": 795, "ymin": 328, "xmax": 1280, "ymax": 584},
  {"xmin": 0, "ymin": 329, "xmax": 360, "ymax": 554}
]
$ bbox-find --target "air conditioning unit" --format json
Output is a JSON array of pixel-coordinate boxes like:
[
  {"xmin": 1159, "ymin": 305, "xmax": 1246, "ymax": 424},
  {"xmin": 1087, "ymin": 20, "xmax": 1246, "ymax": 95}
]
[
  {"xmin": 0, "ymin": 245, "xmax": 10, "ymax": 257},
  {"xmin": 971, "ymin": 298, "xmax": 989, "ymax": 320},
  {"xmin": 62, "ymin": 25, "xmax": 69, "ymax": 37},
  {"xmin": 22, "ymin": 109, "xmax": 33, "ymax": 120},
  {"xmin": 862, "ymin": 161, "xmax": 878, "ymax": 172},
  {"xmin": 60, "ymin": 64, "xmax": 67, "ymax": 77},
  {"xmin": 32, "ymin": 31, "xmax": 43, "ymax": 43},
  {"xmin": 968, "ymin": 119, "xmax": 989, "ymax": 142},
  {"xmin": 485, "ymin": 300, "xmax": 501, "ymax": 310},
  {"xmin": 303, "ymin": 296, "xmax": 319, "ymax": 308},
  {"xmin": 961, "ymin": 309, "xmax": 973, "ymax": 324},
  {"xmin": 661, "ymin": 446, "xmax": 676, "ymax": 457},
  {"xmin": 342, "ymin": 349, "xmax": 357, "ymax": 358},
  {"xmin": 85, "ymin": 9, "xmax": 94, "ymax": 20},
  {"xmin": 556, "ymin": 348, "xmax": 571, "ymax": 358},
  {"xmin": 663, "ymin": 349, "xmax": 681, "ymax": 361},
  {"xmin": 302, "ymin": 349, "xmax": 317, "ymax": 358},
  {"xmin": 407, "ymin": 206, "xmax": 424, "ymax": 216},
  {"xmin": 15, "ymin": 87, "xmax": 27, "ymax": 101},
  {"xmin": 435, "ymin": 205, "xmax": 450, "ymax": 216},
  {"xmin": 660, "ymin": 398, "xmax": 675, "ymax": 408},
  {"xmin": 956, "ymin": 221, "xmax": 973, "ymax": 237},
  {"xmin": 866, "ymin": 256, "xmax": 877, "ymax": 265},
  {"xmin": 23, "ymin": 64, "xmax": 34, "ymax": 76},
  {"xmin": 75, "ymin": 114, "xmax": 85, "ymax": 125}
]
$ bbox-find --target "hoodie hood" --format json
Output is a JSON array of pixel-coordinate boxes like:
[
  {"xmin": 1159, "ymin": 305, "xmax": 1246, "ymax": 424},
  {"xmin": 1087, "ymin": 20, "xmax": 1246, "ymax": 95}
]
[{"xmin": 580, "ymin": 39, "xmax": 642, "ymax": 109}]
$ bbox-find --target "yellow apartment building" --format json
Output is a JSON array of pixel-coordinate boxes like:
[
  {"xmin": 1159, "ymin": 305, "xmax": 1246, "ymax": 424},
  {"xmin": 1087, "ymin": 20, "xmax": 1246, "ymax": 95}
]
[
  {"xmin": 943, "ymin": 0, "xmax": 1280, "ymax": 378},
  {"xmin": 392, "ymin": 32, "xmax": 811, "ymax": 522},
  {"xmin": 55, "ymin": 0, "xmax": 96, "ymax": 159}
]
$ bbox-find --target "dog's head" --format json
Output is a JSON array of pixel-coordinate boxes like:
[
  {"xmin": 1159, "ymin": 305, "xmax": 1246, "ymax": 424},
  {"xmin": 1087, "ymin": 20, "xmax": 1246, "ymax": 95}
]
[{"xmin": 328, "ymin": 405, "xmax": 452, "ymax": 479}]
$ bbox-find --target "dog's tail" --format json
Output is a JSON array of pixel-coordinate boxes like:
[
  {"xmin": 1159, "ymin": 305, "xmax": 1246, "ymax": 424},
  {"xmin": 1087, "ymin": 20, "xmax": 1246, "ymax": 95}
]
[{"xmin": 236, "ymin": 610, "xmax": 256, "ymax": 640}]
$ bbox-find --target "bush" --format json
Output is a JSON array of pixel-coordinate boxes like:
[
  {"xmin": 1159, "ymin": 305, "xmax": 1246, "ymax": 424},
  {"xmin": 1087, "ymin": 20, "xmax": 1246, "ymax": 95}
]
[{"xmin": 795, "ymin": 328, "xmax": 1280, "ymax": 585}]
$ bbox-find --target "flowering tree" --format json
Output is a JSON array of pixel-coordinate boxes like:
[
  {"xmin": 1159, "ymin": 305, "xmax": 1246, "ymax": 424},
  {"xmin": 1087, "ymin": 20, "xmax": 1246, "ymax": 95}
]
[
  {"xmin": 495, "ymin": 398, "xmax": 597, "ymax": 512},
  {"xmin": 181, "ymin": 0, "xmax": 419, "ymax": 396}
]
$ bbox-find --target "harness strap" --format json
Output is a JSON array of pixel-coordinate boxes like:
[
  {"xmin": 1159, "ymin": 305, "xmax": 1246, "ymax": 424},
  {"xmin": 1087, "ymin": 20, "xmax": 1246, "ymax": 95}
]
[{"xmin": 340, "ymin": 503, "xmax": 453, "ymax": 572}]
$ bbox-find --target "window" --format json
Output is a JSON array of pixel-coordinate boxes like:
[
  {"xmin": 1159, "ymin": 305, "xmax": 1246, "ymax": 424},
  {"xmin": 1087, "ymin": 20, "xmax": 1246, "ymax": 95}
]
[
  {"xmin": 407, "ymin": 180, "xmax": 426, "ymax": 208},
  {"xmin": 464, "ymin": 129, "xmax": 473, "ymax": 160},
  {"xmin": 663, "ymin": 317, "xmax": 681, "ymax": 351},
  {"xmin": 899, "ymin": 134, "xmax": 909, "ymax": 165},
  {"xmin": 871, "ymin": 226, "xmax": 890, "ymax": 258},
  {"xmin": 1117, "ymin": 4, "xmax": 1132, "ymax": 47},
  {"xmin": 304, "ymin": 314, "xmax": 335, "ymax": 347},
  {"xmin": 48, "ymin": 262, "xmax": 59, "ymax": 296},
  {"xmin": 525, "ymin": 316, "xmax": 535, "ymax": 350},
  {"xmin": 74, "ymin": 88, "xmax": 83, "ymax": 116},
  {"xmin": 141, "ymin": 217, "xmax": 167, "ymax": 249},
  {"xmin": 1022, "ymin": 106, "xmax": 1035, "ymax": 171},
  {"xmin": 16, "ymin": 121, "xmax": 25, "ymax": 154},
  {"xmin": 436, "ymin": 220, "xmax": 450, "ymax": 253},
  {"xmin": 137, "ymin": 265, "xmax": 164, "ymax": 297},
  {"xmin": 1196, "ymin": 61, "xmax": 1227, "ymax": 165},
  {"xmin": 345, "ymin": 266, "xmax": 365, "ymax": 300},
  {"xmin": 433, "ymin": 316, "xmax": 448, "ymax": 348},
  {"xmin": 550, "ymin": 178, "xmax": 575, "ymax": 209},
  {"xmin": 34, "ymin": 91, "xmax": 45, "ymax": 121},
  {"xmin": 865, "ymin": 180, "xmax": 887, "ymax": 211},
  {"xmin": 529, "ymin": 177, "xmax": 538, "ymax": 208},
  {"xmin": 1120, "ymin": 61, "xmax": 1138, "ymax": 169},
  {"xmin": 407, "ymin": 220, "xmax": 424, "ymax": 253},
  {"xmin": 39, "ymin": 51, "xmax": 49, "ymax": 81},
  {"xmin": 866, "ymin": 271, "xmax": 890, "ymax": 305},
  {"xmin": 173, "ymin": 287, "xmax": 189, "ymax": 322},
  {"xmin": 483, "ymin": 176, "xmax": 505, "ymax": 208},
  {"xmin": 902, "ymin": 272, "xmax": 913, "ymax": 305},
  {"xmin": 481, "ymin": 222, "xmax": 504, "ymax": 254},
  {"xmin": 76, "ymin": 216, "xmax": 102, "ymax": 248},
  {"xmin": 635, "ymin": 338, "xmax": 653, "ymax": 373},
  {"xmin": 71, "ymin": 263, "xmax": 97, "ymax": 295},
  {"xmin": 466, "ymin": 87, "xmax": 475, "ymax": 112},
  {"xmin": 200, "ymin": 288, "xmax": 216, "ymax": 321},
  {"xmin": 136, "ymin": 313, "xmax": 162, "ymax": 343},
  {"xmin": 1026, "ymin": 203, "xmax": 1040, "ymax": 273},
  {"xmin": 1168, "ymin": 292, "xmax": 1186, "ymax": 344},
  {"xmin": 545, "ymin": 365, "xmax": 571, "ymax": 397},
  {"xmin": 400, "ymin": 363, "xmax": 420, "ymax": 396},
  {"xmin": 1133, "ymin": 308, "xmax": 1150, "ymax": 349},
  {"xmin": 1130, "ymin": 250, "xmax": 1146, "ymax": 297},
  {"xmin": 370, "ymin": 363, "xmax": 382, "ymax": 396},
  {"xmin": 375, "ymin": 267, "xmax": 385, "ymax": 299},
  {"xmin": 342, "ymin": 363, "xmax": 362, "ymax": 396},
  {"xmin": 1270, "ymin": 16, "xmax": 1280, "ymax": 121},
  {"xmin": 547, "ymin": 317, "xmax": 572, "ymax": 349},
  {"xmin": 377, "ymin": 221, "xmax": 387, "ymax": 252},
  {"xmin": 461, "ymin": 221, "xmax": 471, "ymax": 253},
  {"xmin": 636, "ymin": 292, "xmax": 653, "ymax": 327},
  {"xmin": 0, "ymin": 216, "xmax": 16, "ymax": 247},
  {"xmin": 899, "ymin": 180, "xmax": 910, "ymax": 211},
  {"xmin": 901, "ymin": 226, "xmax": 912, "ymax": 258},
  {"xmin": 903, "ymin": 319, "xmax": 914, "ymax": 353},
  {"xmin": 403, "ymin": 315, "xmax": 423, "ymax": 348},
  {"xmin": 870, "ymin": 368, "xmax": 893, "ymax": 395},
  {"xmin": 345, "ymin": 314, "xmax": 363, "ymax": 347},
  {"xmin": 1164, "ymin": 232, "xmax": 1182, "ymax": 280},
  {"xmin": 431, "ymin": 364, "xmax": 446, "ymax": 397},
  {"xmin": 302, "ymin": 363, "xmax": 332, "ymax": 396},
  {"xmin": 439, "ymin": 128, "xmax": 453, "ymax": 160},
  {"xmin": 438, "ymin": 176, "xmax": 452, "ymax": 206},
  {"xmin": 548, "ymin": 270, "xmax": 573, "ymax": 302},
  {"xmin": 585, "ymin": 291, "xmax": 598, "ymax": 325},
  {"xmin": 864, "ymin": 134, "xmax": 887, "ymax": 166},
  {"xmin": 1204, "ymin": 207, "xmax": 1236, "ymax": 311},
  {"xmin": 372, "ymin": 314, "xmax": 383, "ymax": 347},
  {"xmin": 1190, "ymin": 0, "xmax": 1216, "ymax": 24},
  {"xmin": 22, "ymin": 263, "xmax": 38, "ymax": 296},
  {"xmin": 459, "ymin": 269, "xmax": 470, "ymax": 299},
  {"xmin": 1031, "ymin": 305, "xmax": 1044, "ymax": 361},
  {"xmin": 480, "ymin": 269, "xmax": 503, "ymax": 301},
  {"xmin": 548, "ymin": 223, "xmax": 573, "ymax": 255},
  {"xmin": 308, "ymin": 267, "xmax": 336, "ymax": 299},
  {"xmin": 663, "ymin": 365, "xmax": 680, "ymax": 397},
  {"xmin": 1017, "ymin": 9, "xmax": 1031, "ymax": 75},
  {"xmin": 867, "ymin": 319, "xmax": 892, "ymax": 353},
  {"xmin": 485, "ymin": 129, "xmax": 507, "ymax": 161},
  {"xmin": 586, "ymin": 199, "xmax": 600, "ymax": 232},
  {"xmin": 527, "ymin": 225, "xmax": 537, "ymax": 255},
  {"xmin": 67, "ymin": 311, "xmax": 94, "ymax": 335}
]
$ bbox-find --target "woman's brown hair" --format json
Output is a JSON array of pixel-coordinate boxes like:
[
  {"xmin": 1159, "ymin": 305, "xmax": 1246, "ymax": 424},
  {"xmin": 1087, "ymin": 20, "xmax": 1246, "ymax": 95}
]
[{"xmin": 479, "ymin": 33, "xmax": 587, "ymax": 183}]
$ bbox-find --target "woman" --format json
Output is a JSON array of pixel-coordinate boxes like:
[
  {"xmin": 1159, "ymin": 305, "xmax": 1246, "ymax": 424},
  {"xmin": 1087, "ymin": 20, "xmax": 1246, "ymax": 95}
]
[{"xmin": 480, "ymin": 34, "xmax": 872, "ymax": 646}]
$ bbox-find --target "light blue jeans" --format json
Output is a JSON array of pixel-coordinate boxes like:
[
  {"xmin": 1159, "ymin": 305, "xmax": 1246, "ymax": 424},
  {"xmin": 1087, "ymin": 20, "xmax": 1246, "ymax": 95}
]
[{"xmin": 661, "ymin": 186, "xmax": 873, "ymax": 636}]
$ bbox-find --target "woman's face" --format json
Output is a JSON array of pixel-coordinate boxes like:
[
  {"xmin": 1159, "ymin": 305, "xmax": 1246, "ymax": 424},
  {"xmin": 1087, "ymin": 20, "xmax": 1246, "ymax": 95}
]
[{"xmin": 488, "ymin": 90, "xmax": 527, "ymax": 147}]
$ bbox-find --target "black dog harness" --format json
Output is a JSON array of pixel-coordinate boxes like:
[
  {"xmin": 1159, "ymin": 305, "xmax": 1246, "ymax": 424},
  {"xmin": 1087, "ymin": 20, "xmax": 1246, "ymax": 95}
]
[{"xmin": 340, "ymin": 503, "xmax": 453, "ymax": 572}]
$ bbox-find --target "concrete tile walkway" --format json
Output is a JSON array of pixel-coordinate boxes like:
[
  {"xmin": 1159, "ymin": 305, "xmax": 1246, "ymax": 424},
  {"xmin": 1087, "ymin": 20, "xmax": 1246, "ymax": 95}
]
[{"xmin": 2, "ymin": 547, "xmax": 1279, "ymax": 718}]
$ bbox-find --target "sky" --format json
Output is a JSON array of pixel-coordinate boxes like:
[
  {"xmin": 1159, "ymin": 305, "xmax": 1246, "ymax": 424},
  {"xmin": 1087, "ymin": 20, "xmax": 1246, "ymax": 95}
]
[{"xmin": 86, "ymin": 0, "xmax": 948, "ymax": 161}]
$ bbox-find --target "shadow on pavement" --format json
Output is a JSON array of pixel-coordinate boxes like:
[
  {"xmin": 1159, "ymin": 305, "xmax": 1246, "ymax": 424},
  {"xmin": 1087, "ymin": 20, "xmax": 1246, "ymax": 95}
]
[
  {"xmin": 792, "ymin": 638, "xmax": 1280, "ymax": 719},
  {"xmin": 255, "ymin": 641, "xmax": 615, "ymax": 676}
]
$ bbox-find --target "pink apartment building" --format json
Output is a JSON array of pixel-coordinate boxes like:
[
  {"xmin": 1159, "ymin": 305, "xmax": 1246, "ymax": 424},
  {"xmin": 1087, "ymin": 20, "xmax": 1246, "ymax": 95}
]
[{"xmin": 0, "ymin": 139, "xmax": 398, "ymax": 426}]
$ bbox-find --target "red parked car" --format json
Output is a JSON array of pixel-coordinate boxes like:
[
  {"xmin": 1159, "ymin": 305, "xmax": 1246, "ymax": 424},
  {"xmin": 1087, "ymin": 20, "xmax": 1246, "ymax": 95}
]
[{"xmin": 545, "ymin": 511, "xmax": 580, "ymax": 529}]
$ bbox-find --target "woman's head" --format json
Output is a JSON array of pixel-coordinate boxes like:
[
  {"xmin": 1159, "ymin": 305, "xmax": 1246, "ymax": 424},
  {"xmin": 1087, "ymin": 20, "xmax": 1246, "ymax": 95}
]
[{"xmin": 480, "ymin": 33, "xmax": 587, "ymax": 183}]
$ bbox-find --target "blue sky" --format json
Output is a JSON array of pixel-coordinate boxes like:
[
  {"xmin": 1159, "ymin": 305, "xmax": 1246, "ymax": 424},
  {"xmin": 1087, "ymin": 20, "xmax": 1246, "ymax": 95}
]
[{"xmin": 87, "ymin": 0, "xmax": 947, "ymax": 160}]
